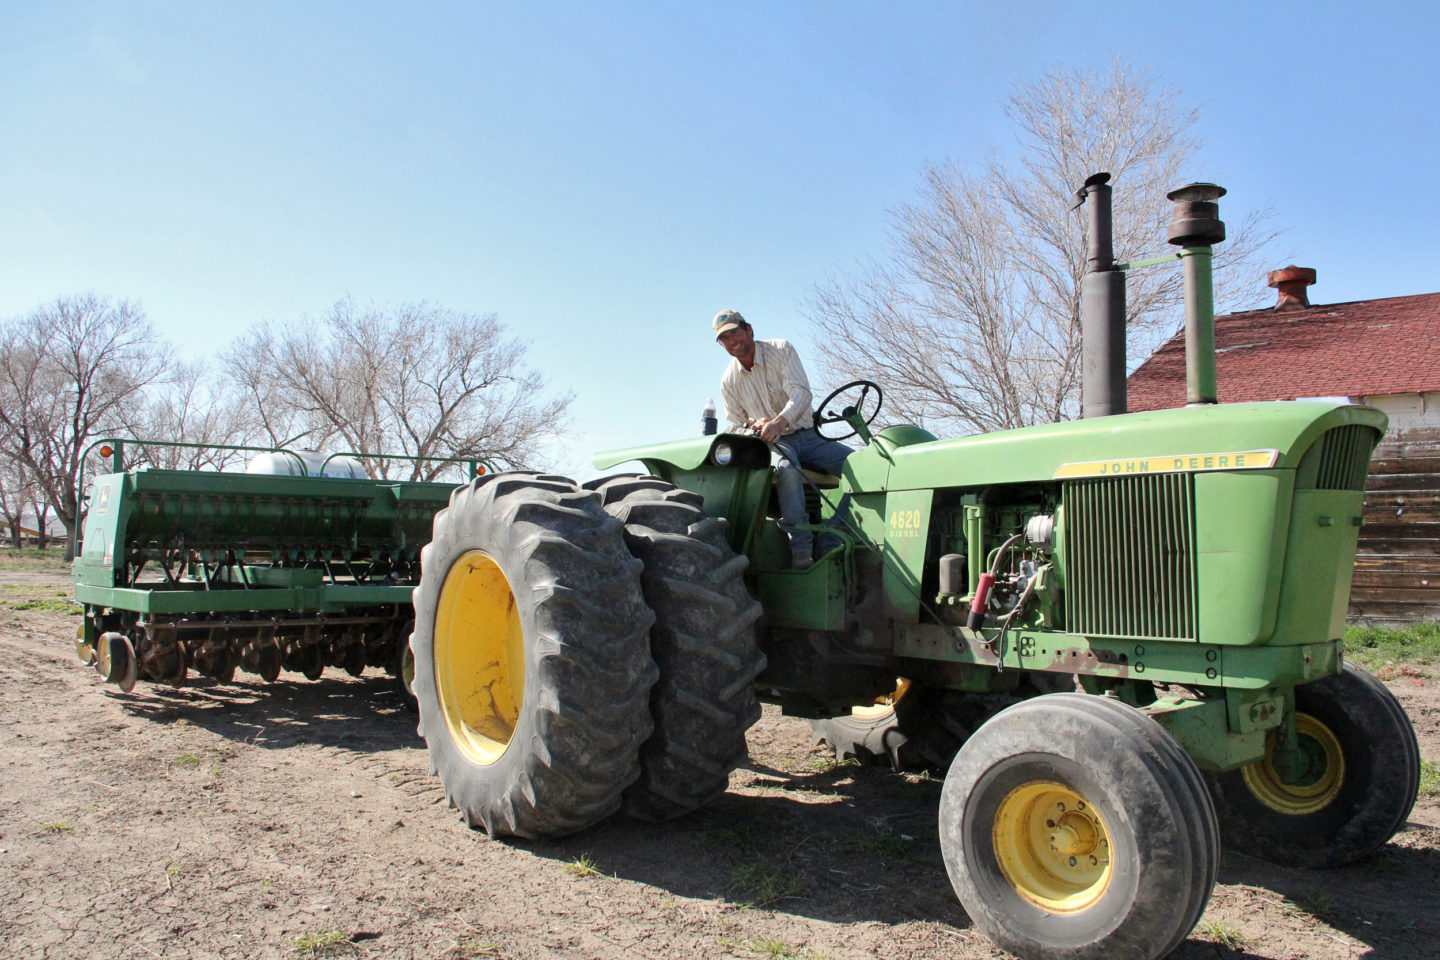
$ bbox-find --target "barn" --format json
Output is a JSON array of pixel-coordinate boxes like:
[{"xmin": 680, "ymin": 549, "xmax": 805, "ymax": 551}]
[{"xmin": 1127, "ymin": 267, "xmax": 1440, "ymax": 625}]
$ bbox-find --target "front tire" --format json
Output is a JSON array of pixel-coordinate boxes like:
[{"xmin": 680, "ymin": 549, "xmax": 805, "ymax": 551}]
[
  {"xmin": 940, "ymin": 694, "xmax": 1218, "ymax": 960},
  {"xmin": 585, "ymin": 475, "xmax": 766, "ymax": 821},
  {"xmin": 1207, "ymin": 661, "xmax": 1420, "ymax": 868},
  {"xmin": 411, "ymin": 473, "xmax": 658, "ymax": 838}
]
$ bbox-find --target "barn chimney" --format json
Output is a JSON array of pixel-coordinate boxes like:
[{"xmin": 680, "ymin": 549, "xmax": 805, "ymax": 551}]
[{"xmin": 1268, "ymin": 265, "xmax": 1316, "ymax": 310}]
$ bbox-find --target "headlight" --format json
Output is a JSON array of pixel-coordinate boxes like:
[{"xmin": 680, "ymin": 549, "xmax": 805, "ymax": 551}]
[{"xmin": 712, "ymin": 442, "xmax": 734, "ymax": 466}]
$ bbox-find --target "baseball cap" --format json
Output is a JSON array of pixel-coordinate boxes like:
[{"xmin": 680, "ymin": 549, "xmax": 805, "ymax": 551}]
[{"xmin": 713, "ymin": 309, "xmax": 745, "ymax": 338}]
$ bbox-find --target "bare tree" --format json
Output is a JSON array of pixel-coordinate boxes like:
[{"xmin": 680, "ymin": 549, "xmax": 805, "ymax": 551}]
[
  {"xmin": 806, "ymin": 61, "xmax": 1276, "ymax": 435},
  {"xmin": 0, "ymin": 294, "xmax": 173, "ymax": 557},
  {"xmin": 220, "ymin": 299, "xmax": 572, "ymax": 480},
  {"xmin": 222, "ymin": 328, "xmax": 318, "ymax": 451},
  {"xmin": 0, "ymin": 458, "xmax": 38, "ymax": 548},
  {"xmin": 129, "ymin": 359, "xmax": 255, "ymax": 471}
]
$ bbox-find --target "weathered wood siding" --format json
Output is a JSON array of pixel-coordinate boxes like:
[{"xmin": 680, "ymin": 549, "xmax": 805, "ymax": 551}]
[{"xmin": 1349, "ymin": 431, "xmax": 1440, "ymax": 624}]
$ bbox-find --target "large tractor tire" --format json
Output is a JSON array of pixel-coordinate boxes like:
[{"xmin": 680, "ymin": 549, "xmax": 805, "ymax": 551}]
[
  {"xmin": 1206, "ymin": 661, "xmax": 1420, "ymax": 868},
  {"xmin": 940, "ymin": 693, "xmax": 1219, "ymax": 960},
  {"xmin": 584, "ymin": 475, "xmax": 766, "ymax": 821},
  {"xmin": 410, "ymin": 473, "xmax": 658, "ymax": 839}
]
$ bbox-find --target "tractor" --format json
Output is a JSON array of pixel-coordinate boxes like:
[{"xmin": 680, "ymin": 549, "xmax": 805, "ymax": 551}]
[{"xmin": 406, "ymin": 177, "xmax": 1419, "ymax": 960}]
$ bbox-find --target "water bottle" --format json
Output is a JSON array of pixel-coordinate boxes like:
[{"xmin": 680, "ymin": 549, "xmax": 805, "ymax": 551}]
[{"xmin": 702, "ymin": 398, "xmax": 717, "ymax": 436}]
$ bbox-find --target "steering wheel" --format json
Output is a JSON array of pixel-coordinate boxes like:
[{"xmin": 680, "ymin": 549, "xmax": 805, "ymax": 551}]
[{"xmin": 814, "ymin": 380, "xmax": 883, "ymax": 441}]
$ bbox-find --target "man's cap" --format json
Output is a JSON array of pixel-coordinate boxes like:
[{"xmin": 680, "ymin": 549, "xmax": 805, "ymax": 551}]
[{"xmin": 712, "ymin": 309, "xmax": 745, "ymax": 338}]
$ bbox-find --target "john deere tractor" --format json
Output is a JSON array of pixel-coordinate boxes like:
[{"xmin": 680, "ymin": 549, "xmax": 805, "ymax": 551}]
[{"xmin": 407, "ymin": 177, "xmax": 1419, "ymax": 960}]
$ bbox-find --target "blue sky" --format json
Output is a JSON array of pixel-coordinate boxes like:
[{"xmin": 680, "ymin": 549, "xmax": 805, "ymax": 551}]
[{"xmin": 3, "ymin": 1, "xmax": 1437, "ymax": 478}]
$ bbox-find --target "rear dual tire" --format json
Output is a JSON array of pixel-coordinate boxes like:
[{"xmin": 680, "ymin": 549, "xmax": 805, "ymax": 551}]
[{"xmin": 585, "ymin": 475, "xmax": 766, "ymax": 821}]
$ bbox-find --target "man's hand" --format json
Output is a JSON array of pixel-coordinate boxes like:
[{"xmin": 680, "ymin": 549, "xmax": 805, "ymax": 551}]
[{"xmin": 754, "ymin": 416, "xmax": 787, "ymax": 443}]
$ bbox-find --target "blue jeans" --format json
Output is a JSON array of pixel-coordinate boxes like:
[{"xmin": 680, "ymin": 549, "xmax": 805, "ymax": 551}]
[{"xmin": 772, "ymin": 428, "xmax": 853, "ymax": 557}]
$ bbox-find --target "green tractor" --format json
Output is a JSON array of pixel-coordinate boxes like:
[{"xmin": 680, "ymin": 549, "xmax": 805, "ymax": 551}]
[{"xmin": 408, "ymin": 178, "xmax": 1419, "ymax": 960}]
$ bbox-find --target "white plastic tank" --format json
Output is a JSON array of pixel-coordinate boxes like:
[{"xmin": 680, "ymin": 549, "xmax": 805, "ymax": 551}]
[{"xmin": 244, "ymin": 450, "xmax": 367, "ymax": 479}]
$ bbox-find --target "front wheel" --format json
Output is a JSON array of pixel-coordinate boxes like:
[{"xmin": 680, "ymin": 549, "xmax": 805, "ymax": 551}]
[
  {"xmin": 1206, "ymin": 662, "xmax": 1420, "ymax": 868},
  {"xmin": 410, "ymin": 473, "xmax": 658, "ymax": 838},
  {"xmin": 940, "ymin": 694, "xmax": 1218, "ymax": 960}
]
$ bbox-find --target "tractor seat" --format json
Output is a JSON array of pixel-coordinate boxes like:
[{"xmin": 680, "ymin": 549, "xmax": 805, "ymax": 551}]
[
  {"xmin": 772, "ymin": 468, "xmax": 840, "ymax": 489},
  {"xmin": 803, "ymin": 469, "xmax": 841, "ymax": 489}
]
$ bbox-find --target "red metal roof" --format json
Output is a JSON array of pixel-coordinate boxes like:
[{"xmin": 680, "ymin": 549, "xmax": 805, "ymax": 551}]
[{"xmin": 1127, "ymin": 291, "xmax": 1440, "ymax": 411}]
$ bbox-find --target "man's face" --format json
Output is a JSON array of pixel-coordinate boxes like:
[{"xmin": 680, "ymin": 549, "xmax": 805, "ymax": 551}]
[{"xmin": 717, "ymin": 323, "xmax": 754, "ymax": 360}]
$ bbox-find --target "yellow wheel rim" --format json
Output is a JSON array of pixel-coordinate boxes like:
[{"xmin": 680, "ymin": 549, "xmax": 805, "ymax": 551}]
[
  {"xmin": 993, "ymin": 781, "xmax": 1113, "ymax": 912},
  {"xmin": 1241, "ymin": 714, "xmax": 1344, "ymax": 815},
  {"xmin": 434, "ymin": 551, "xmax": 525, "ymax": 765},
  {"xmin": 95, "ymin": 633, "xmax": 114, "ymax": 678},
  {"xmin": 76, "ymin": 624, "xmax": 96, "ymax": 666}
]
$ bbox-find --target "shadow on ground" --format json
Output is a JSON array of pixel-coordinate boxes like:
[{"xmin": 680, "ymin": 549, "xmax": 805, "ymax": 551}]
[
  {"xmin": 1212, "ymin": 840, "xmax": 1440, "ymax": 960},
  {"xmin": 112, "ymin": 670, "xmax": 422, "ymax": 752}
]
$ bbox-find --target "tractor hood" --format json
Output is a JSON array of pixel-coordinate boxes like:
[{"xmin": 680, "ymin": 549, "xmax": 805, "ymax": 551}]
[
  {"xmin": 884, "ymin": 401, "xmax": 1386, "ymax": 491},
  {"xmin": 593, "ymin": 401, "xmax": 1385, "ymax": 492}
]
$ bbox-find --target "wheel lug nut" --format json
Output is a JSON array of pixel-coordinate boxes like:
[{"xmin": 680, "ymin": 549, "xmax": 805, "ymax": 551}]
[{"xmin": 1068, "ymin": 856, "xmax": 1077, "ymax": 867}]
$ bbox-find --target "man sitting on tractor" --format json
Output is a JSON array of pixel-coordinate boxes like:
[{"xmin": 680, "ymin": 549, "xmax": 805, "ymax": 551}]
[{"xmin": 713, "ymin": 309, "xmax": 852, "ymax": 570}]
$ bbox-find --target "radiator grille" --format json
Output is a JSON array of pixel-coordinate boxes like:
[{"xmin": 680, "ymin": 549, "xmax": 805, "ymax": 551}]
[
  {"xmin": 1063, "ymin": 472, "xmax": 1197, "ymax": 640},
  {"xmin": 1311, "ymin": 425, "xmax": 1374, "ymax": 491}
]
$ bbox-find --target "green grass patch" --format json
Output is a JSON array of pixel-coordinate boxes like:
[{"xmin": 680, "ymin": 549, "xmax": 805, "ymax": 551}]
[
  {"xmin": 1289, "ymin": 889, "xmax": 1336, "ymax": 923},
  {"xmin": 37, "ymin": 821, "xmax": 75, "ymax": 834},
  {"xmin": 695, "ymin": 819, "xmax": 783, "ymax": 850},
  {"xmin": 1197, "ymin": 919, "xmax": 1249, "ymax": 948},
  {"xmin": 1344, "ymin": 622, "xmax": 1440, "ymax": 669},
  {"xmin": 165, "ymin": 857, "xmax": 204, "ymax": 882},
  {"xmin": 7, "ymin": 598, "xmax": 79, "ymax": 613},
  {"xmin": 726, "ymin": 863, "xmax": 804, "ymax": 906},
  {"xmin": 174, "ymin": 754, "xmax": 202, "ymax": 767},
  {"xmin": 0, "ymin": 546, "xmax": 69, "ymax": 572},
  {"xmin": 845, "ymin": 829, "xmax": 912, "ymax": 859},
  {"xmin": 1420, "ymin": 759, "xmax": 1439, "ymax": 798},
  {"xmin": 740, "ymin": 938, "xmax": 827, "ymax": 959},
  {"xmin": 291, "ymin": 929, "xmax": 351, "ymax": 955},
  {"xmin": 563, "ymin": 854, "xmax": 600, "ymax": 877}
]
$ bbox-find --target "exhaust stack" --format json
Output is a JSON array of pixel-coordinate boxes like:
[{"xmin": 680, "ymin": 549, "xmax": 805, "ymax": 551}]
[
  {"xmin": 1166, "ymin": 183, "xmax": 1227, "ymax": 406},
  {"xmin": 1074, "ymin": 173, "xmax": 1127, "ymax": 419}
]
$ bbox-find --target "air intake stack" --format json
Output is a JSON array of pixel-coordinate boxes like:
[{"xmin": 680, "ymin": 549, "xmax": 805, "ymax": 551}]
[{"xmin": 1166, "ymin": 182, "xmax": 1227, "ymax": 406}]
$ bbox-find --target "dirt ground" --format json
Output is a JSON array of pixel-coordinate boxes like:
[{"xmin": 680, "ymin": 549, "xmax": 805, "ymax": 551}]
[{"xmin": 2, "ymin": 564, "xmax": 1438, "ymax": 960}]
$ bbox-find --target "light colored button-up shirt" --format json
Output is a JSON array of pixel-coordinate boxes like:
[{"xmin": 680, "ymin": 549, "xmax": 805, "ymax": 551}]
[{"xmin": 720, "ymin": 338, "xmax": 814, "ymax": 433}]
